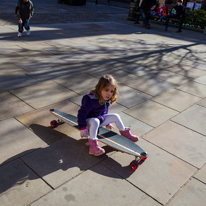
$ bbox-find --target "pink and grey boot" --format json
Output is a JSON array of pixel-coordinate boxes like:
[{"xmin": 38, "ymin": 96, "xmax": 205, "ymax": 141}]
[
  {"xmin": 120, "ymin": 128, "xmax": 139, "ymax": 142},
  {"xmin": 86, "ymin": 139, "xmax": 105, "ymax": 156}
]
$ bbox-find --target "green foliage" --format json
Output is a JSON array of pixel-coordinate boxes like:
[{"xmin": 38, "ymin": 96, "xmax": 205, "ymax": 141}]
[{"xmin": 185, "ymin": 8, "xmax": 206, "ymax": 30}]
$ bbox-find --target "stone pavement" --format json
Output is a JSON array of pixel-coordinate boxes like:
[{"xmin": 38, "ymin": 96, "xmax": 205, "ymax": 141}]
[{"xmin": 0, "ymin": 0, "xmax": 206, "ymax": 206}]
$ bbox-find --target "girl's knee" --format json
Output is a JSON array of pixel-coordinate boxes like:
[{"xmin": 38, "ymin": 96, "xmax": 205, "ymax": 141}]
[{"xmin": 88, "ymin": 118, "xmax": 100, "ymax": 127}]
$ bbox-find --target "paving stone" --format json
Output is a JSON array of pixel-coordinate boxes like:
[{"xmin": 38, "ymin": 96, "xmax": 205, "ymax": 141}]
[
  {"xmin": 54, "ymin": 73, "xmax": 99, "ymax": 95},
  {"xmin": 21, "ymin": 138, "xmax": 107, "ymax": 189},
  {"xmin": 27, "ymin": 64, "xmax": 91, "ymax": 81},
  {"xmin": 10, "ymin": 81, "xmax": 78, "ymax": 109},
  {"xmin": 117, "ymin": 85, "xmax": 152, "ymax": 108},
  {"xmin": 172, "ymin": 104, "xmax": 206, "ymax": 136},
  {"xmin": 152, "ymin": 89, "xmax": 201, "ymax": 112},
  {"xmin": 193, "ymin": 75, "xmax": 206, "ymax": 85},
  {"xmin": 166, "ymin": 65, "xmax": 206, "ymax": 79},
  {"xmin": 122, "ymin": 76, "xmax": 177, "ymax": 96},
  {"xmin": 115, "ymin": 63, "xmax": 156, "ymax": 76},
  {"xmin": 168, "ymin": 178, "xmax": 206, "ymax": 206},
  {"xmin": 197, "ymin": 98, "xmax": 206, "ymax": 108},
  {"xmin": 30, "ymin": 163, "xmax": 161, "ymax": 206},
  {"xmin": 89, "ymin": 68, "xmax": 137, "ymax": 83},
  {"xmin": 103, "ymin": 139, "xmax": 196, "ymax": 205},
  {"xmin": 0, "ymin": 92, "xmax": 34, "ymax": 120},
  {"xmin": 0, "ymin": 74, "xmax": 40, "ymax": 93},
  {"xmin": 124, "ymin": 100, "xmax": 179, "ymax": 127},
  {"xmin": 146, "ymin": 71, "xmax": 191, "ymax": 85},
  {"xmin": 0, "ymin": 118, "xmax": 47, "ymax": 165},
  {"xmin": 0, "ymin": 159, "xmax": 52, "ymax": 206},
  {"xmin": 15, "ymin": 100, "xmax": 80, "ymax": 144},
  {"xmin": 0, "ymin": 63, "xmax": 26, "ymax": 77},
  {"xmin": 177, "ymin": 81, "xmax": 206, "ymax": 98},
  {"xmin": 194, "ymin": 164, "xmax": 206, "ymax": 184},
  {"xmin": 14, "ymin": 59, "xmax": 57, "ymax": 72},
  {"xmin": 143, "ymin": 121, "xmax": 206, "ymax": 168}
]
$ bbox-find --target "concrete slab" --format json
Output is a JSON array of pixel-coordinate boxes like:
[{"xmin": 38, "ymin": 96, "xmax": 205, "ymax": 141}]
[
  {"xmin": 168, "ymin": 178, "xmax": 206, "ymax": 206},
  {"xmin": 15, "ymin": 100, "xmax": 80, "ymax": 144},
  {"xmin": 123, "ymin": 76, "xmax": 177, "ymax": 96},
  {"xmin": 172, "ymin": 104, "xmax": 206, "ymax": 136},
  {"xmin": 124, "ymin": 100, "xmax": 179, "ymax": 127},
  {"xmin": 143, "ymin": 121, "xmax": 206, "ymax": 168},
  {"xmin": 0, "ymin": 92, "xmax": 34, "ymax": 120},
  {"xmin": 14, "ymin": 59, "xmax": 57, "ymax": 72},
  {"xmin": 117, "ymin": 84, "xmax": 152, "ymax": 108},
  {"xmin": 0, "ymin": 74, "xmax": 40, "ymax": 93},
  {"xmin": 116, "ymin": 63, "xmax": 159, "ymax": 76},
  {"xmin": 194, "ymin": 164, "xmax": 206, "ymax": 184},
  {"xmin": 0, "ymin": 159, "xmax": 52, "ymax": 206},
  {"xmin": 166, "ymin": 65, "xmax": 206, "ymax": 79},
  {"xmin": 177, "ymin": 81, "xmax": 206, "ymax": 98},
  {"xmin": 197, "ymin": 98, "xmax": 206, "ymax": 108},
  {"xmin": 27, "ymin": 64, "xmax": 91, "ymax": 81},
  {"xmin": 152, "ymin": 89, "xmax": 201, "ymax": 112},
  {"xmin": 54, "ymin": 73, "xmax": 99, "ymax": 95},
  {"xmin": 103, "ymin": 139, "xmax": 196, "ymax": 205},
  {"xmin": 194, "ymin": 75, "xmax": 206, "ymax": 85},
  {"xmin": 146, "ymin": 71, "xmax": 191, "ymax": 85},
  {"xmin": 0, "ymin": 118, "xmax": 46, "ymax": 165},
  {"xmin": 21, "ymin": 138, "xmax": 107, "ymax": 189},
  {"xmin": 30, "ymin": 163, "xmax": 161, "ymax": 206},
  {"xmin": 0, "ymin": 63, "xmax": 26, "ymax": 77},
  {"xmin": 90, "ymin": 68, "xmax": 137, "ymax": 83},
  {"xmin": 10, "ymin": 81, "xmax": 78, "ymax": 109}
]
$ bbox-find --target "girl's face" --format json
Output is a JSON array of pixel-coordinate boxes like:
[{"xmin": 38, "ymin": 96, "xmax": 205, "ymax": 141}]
[{"xmin": 101, "ymin": 84, "xmax": 115, "ymax": 101}]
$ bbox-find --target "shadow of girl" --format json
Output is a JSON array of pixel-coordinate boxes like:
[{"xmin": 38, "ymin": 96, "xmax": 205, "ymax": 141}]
[{"xmin": 0, "ymin": 124, "xmax": 133, "ymax": 194}]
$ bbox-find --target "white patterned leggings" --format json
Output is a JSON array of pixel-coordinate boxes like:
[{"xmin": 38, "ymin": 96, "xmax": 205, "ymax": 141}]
[{"xmin": 86, "ymin": 113, "xmax": 125, "ymax": 140}]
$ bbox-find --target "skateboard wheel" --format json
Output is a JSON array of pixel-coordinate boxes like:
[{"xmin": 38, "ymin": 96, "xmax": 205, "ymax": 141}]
[
  {"xmin": 130, "ymin": 160, "xmax": 138, "ymax": 170},
  {"xmin": 50, "ymin": 120, "xmax": 58, "ymax": 128},
  {"xmin": 141, "ymin": 152, "xmax": 148, "ymax": 160}
]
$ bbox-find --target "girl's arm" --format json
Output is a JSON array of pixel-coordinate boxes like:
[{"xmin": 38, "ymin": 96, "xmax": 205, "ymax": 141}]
[{"xmin": 77, "ymin": 95, "xmax": 92, "ymax": 129}]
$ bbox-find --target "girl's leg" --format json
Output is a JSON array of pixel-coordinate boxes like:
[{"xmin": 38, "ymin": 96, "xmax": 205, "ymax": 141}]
[
  {"xmin": 100, "ymin": 113, "xmax": 125, "ymax": 130},
  {"xmin": 100, "ymin": 113, "xmax": 139, "ymax": 142},
  {"xmin": 86, "ymin": 118, "xmax": 105, "ymax": 156},
  {"xmin": 86, "ymin": 118, "xmax": 100, "ymax": 140}
]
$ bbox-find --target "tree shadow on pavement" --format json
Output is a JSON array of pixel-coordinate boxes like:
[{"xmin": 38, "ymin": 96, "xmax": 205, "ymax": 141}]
[{"xmin": 0, "ymin": 123, "xmax": 138, "ymax": 194}]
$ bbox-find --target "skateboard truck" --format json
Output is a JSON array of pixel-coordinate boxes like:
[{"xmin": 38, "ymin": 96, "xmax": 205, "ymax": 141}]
[{"xmin": 130, "ymin": 152, "xmax": 148, "ymax": 171}]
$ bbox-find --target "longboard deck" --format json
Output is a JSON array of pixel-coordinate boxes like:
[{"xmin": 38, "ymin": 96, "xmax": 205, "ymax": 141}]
[{"xmin": 50, "ymin": 109, "xmax": 145, "ymax": 158}]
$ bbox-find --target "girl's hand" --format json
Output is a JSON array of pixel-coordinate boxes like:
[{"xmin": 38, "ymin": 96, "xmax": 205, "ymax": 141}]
[
  {"xmin": 106, "ymin": 124, "xmax": 114, "ymax": 131},
  {"xmin": 19, "ymin": 19, "xmax": 22, "ymax": 24},
  {"xmin": 80, "ymin": 128, "xmax": 89, "ymax": 138}
]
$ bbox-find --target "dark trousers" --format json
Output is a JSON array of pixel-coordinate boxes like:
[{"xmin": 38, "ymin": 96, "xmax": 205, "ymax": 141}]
[
  {"xmin": 18, "ymin": 20, "xmax": 30, "ymax": 33},
  {"xmin": 139, "ymin": 8, "xmax": 151, "ymax": 26},
  {"xmin": 164, "ymin": 14, "xmax": 183, "ymax": 30}
]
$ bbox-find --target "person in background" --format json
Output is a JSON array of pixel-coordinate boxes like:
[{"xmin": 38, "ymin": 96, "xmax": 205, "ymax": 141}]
[
  {"xmin": 160, "ymin": 0, "xmax": 185, "ymax": 32},
  {"xmin": 15, "ymin": 0, "xmax": 34, "ymax": 37},
  {"xmin": 138, "ymin": 0, "xmax": 157, "ymax": 29}
]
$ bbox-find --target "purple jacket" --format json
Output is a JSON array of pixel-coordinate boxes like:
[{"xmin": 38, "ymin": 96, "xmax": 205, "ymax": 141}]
[{"xmin": 77, "ymin": 94, "xmax": 109, "ymax": 129}]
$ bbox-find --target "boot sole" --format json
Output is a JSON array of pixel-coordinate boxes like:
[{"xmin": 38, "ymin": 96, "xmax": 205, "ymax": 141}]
[{"xmin": 89, "ymin": 152, "xmax": 105, "ymax": 156}]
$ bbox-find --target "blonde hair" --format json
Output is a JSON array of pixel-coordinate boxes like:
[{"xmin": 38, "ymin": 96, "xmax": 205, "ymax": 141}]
[{"xmin": 90, "ymin": 74, "xmax": 118, "ymax": 105}]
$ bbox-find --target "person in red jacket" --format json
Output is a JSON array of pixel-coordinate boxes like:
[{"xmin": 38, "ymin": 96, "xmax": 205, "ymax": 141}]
[{"xmin": 156, "ymin": 3, "xmax": 167, "ymax": 16}]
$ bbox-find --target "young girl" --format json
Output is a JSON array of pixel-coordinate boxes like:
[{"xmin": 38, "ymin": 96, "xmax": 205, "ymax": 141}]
[
  {"xmin": 77, "ymin": 74, "xmax": 139, "ymax": 156},
  {"xmin": 156, "ymin": 3, "xmax": 167, "ymax": 16}
]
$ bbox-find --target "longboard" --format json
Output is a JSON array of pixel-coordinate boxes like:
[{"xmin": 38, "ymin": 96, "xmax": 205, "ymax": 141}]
[{"xmin": 50, "ymin": 109, "xmax": 147, "ymax": 170}]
